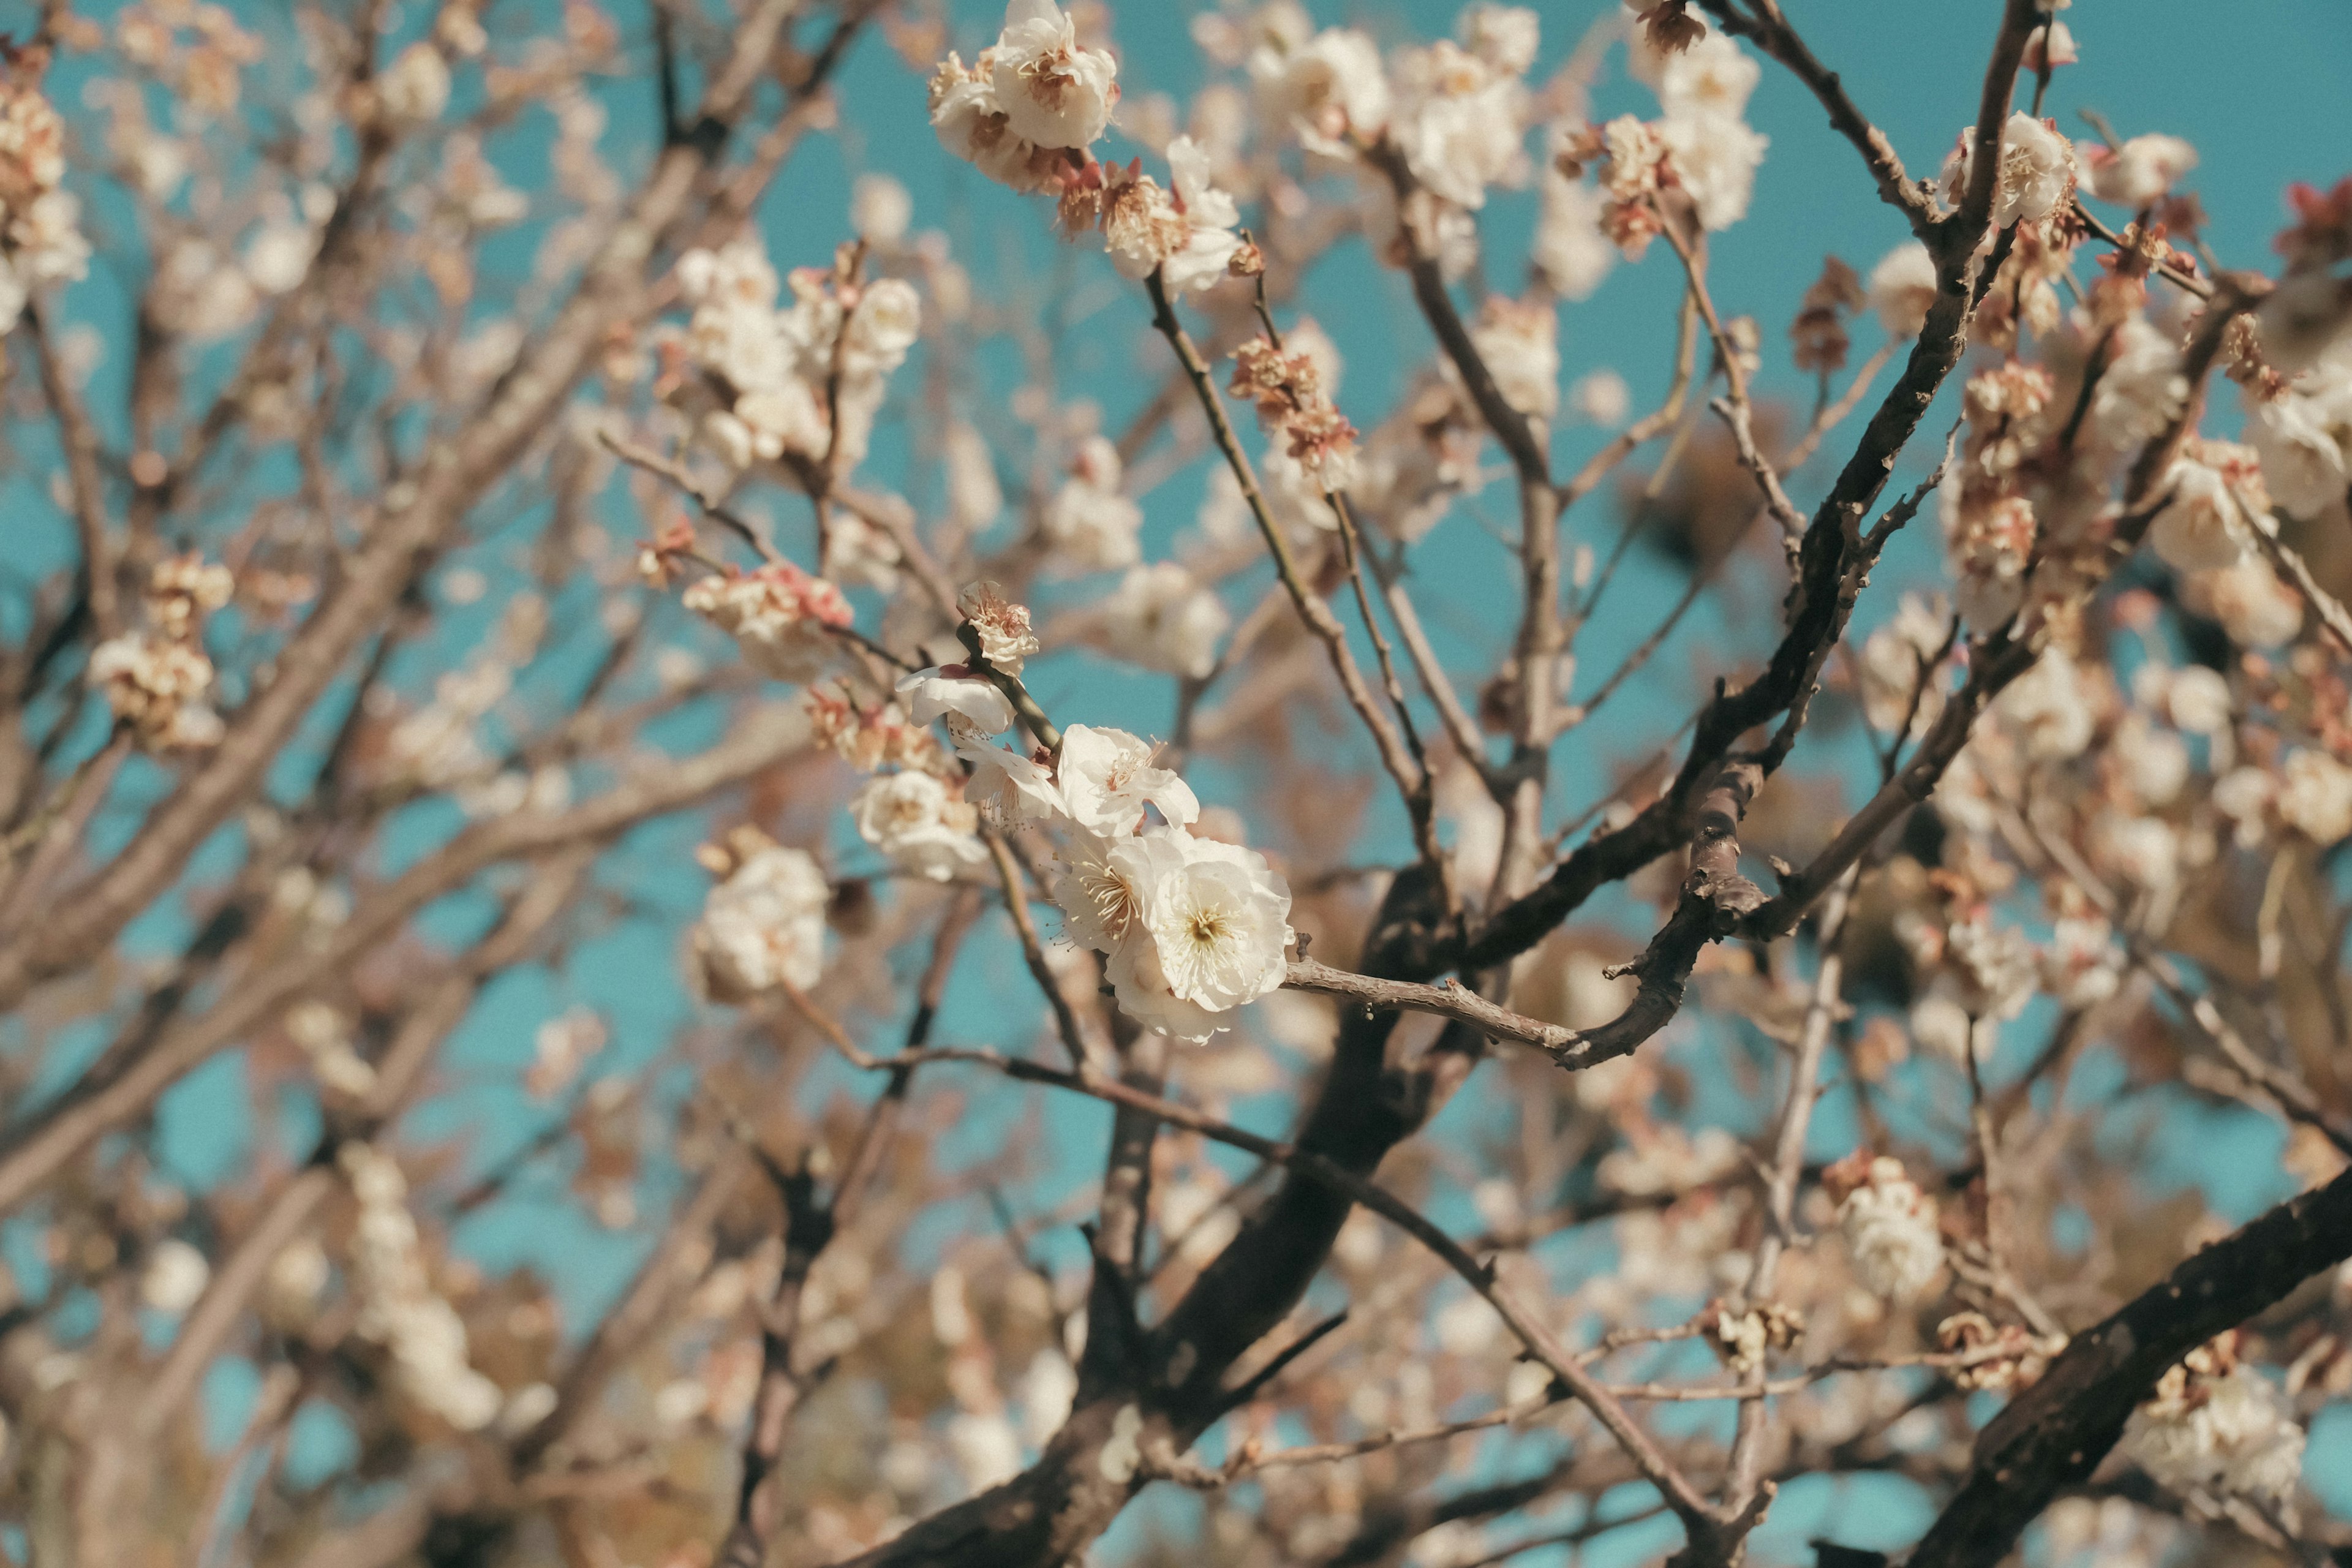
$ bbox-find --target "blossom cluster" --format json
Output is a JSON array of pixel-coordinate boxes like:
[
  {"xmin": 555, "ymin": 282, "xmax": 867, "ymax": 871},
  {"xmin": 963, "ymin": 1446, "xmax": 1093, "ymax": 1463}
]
[
  {"xmin": 2119, "ymin": 1336, "xmax": 2307, "ymax": 1502},
  {"xmin": 339, "ymin": 1142, "xmax": 507, "ymax": 1433},
  {"xmin": 0, "ymin": 59, "xmax": 90, "ymax": 332},
  {"xmin": 1228, "ymin": 336, "xmax": 1360, "ymax": 491},
  {"xmin": 89, "ymin": 555, "xmax": 235, "ymax": 752},
  {"xmin": 1555, "ymin": 23, "xmax": 1770, "ymax": 263},
  {"xmin": 666, "ymin": 238, "xmax": 921, "ymax": 477},
  {"xmin": 679, "ymin": 559, "xmax": 854, "ymax": 683},
  {"xmin": 1828, "ymin": 1153, "xmax": 1946, "ymax": 1302},
  {"xmin": 693, "ymin": 827, "xmax": 832, "ymax": 1002},
  {"xmin": 884, "ymin": 585, "xmax": 1292, "ymax": 1042}
]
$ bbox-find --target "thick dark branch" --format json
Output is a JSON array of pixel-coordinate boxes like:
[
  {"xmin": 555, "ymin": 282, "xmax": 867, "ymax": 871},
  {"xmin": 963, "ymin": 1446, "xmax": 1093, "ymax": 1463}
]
[
  {"xmin": 1902, "ymin": 1161, "xmax": 2352, "ymax": 1568},
  {"xmin": 1458, "ymin": 0, "xmax": 2041, "ymax": 977}
]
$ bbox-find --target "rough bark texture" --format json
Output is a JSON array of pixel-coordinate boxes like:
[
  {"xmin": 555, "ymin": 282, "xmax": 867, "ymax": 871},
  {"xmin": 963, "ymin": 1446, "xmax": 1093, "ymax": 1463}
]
[{"xmin": 1901, "ymin": 1161, "xmax": 2352, "ymax": 1567}]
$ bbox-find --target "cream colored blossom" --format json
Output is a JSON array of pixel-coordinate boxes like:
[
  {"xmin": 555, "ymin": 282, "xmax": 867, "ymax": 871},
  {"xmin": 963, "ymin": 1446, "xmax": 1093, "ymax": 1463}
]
[
  {"xmin": 958, "ymin": 581, "xmax": 1040, "ymax": 675},
  {"xmin": 1533, "ymin": 165, "xmax": 1613, "ymax": 300},
  {"xmin": 850, "ymin": 172, "xmax": 912, "ymax": 245},
  {"xmin": 850, "ymin": 771, "xmax": 988, "ymax": 882},
  {"xmin": 140, "ymin": 1240, "xmax": 212, "ymax": 1316},
  {"xmin": 693, "ymin": 842, "xmax": 830, "ymax": 1000},
  {"xmin": 2246, "ymin": 364, "xmax": 2352, "ymax": 518},
  {"xmin": 90, "ymin": 634, "xmax": 222, "ymax": 751},
  {"xmin": 1056, "ymin": 725, "xmax": 1198, "ymax": 837},
  {"xmin": 682, "ymin": 563, "xmax": 852, "ymax": 682},
  {"xmin": 1098, "ymin": 137, "xmax": 1240, "ymax": 294},
  {"xmin": 1095, "ymin": 830, "xmax": 1294, "ymax": 1042},
  {"xmin": 1659, "ymin": 110, "xmax": 1766, "ymax": 232},
  {"xmin": 897, "ymin": 668, "xmax": 1016, "ymax": 737},
  {"xmin": 1250, "ymin": 27, "xmax": 1390, "ymax": 157},
  {"xmin": 338, "ymin": 1143, "xmax": 505, "ymax": 1431},
  {"xmin": 1390, "ymin": 36, "xmax": 1531, "ymax": 210},
  {"xmin": 2083, "ymin": 132, "xmax": 2197, "ymax": 210},
  {"xmin": 378, "ymin": 42, "xmax": 452, "ymax": 124},
  {"xmin": 2149, "ymin": 440, "xmax": 2266, "ymax": 574},
  {"xmin": 989, "ymin": 0, "xmax": 1119, "ymax": 151},
  {"xmin": 1858, "ymin": 592, "xmax": 1951, "ymax": 737},
  {"xmin": 1940, "ymin": 112, "xmax": 2075, "ymax": 227},
  {"xmin": 957, "ymin": 733, "xmax": 1065, "ymax": 824},
  {"xmin": 1101, "ymin": 562, "xmax": 1229, "ymax": 679},
  {"xmin": 2278, "ymin": 748, "xmax": 2352, "ymax": 843},
  {"xmin": 2122, "ymin": 1359, "xmax": 2305, "ymax": 1502},
  {"xmin": 1465, "ymin": 295, "xmax": 1559, "ymax": 420},
  {"xmin": 1836, "ymin": 1158, "xmax": 1945, "ymax": 1301},
  {"xmin": 1570, "ymin": 368, "xmax": 1632, "ymax": 428},
  {"xmin": 1867, "ymin": 241, "xmax": 1939, "ymax": 337}
]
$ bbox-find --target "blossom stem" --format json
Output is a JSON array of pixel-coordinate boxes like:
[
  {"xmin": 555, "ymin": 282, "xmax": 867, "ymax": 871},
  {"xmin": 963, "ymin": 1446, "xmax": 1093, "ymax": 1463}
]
[
  {"xmin": 956, "ymin": 621, "xmax": 1062, "ymax": 757},
  {"xmin": 1141, "ymin": 267, "xmax": 1441, "ymax": 867}
]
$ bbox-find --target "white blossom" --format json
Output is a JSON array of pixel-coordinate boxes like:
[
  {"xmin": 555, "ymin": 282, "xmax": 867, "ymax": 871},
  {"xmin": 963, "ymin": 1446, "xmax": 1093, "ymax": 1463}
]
[
  {"xmin": 1462, "ymin": 4, "xmax": 1539, "ymax": 74},
  {"xmin": 1656, "ymin": 31, "xmax": 1759, "ymax": 122},
  {"xmin": 1042, "ymin": 435, "xmax": 1143, "ymax": 572},
  {"xmin": 1056, "ymin": 725, "xmax": 1199, "ymax": 837},
  {"xmin": 850, "ymin": 771, "xmax": 989, "ymax": 882},
  {"xmin": 140, "ymin": 1240, "xmax": 212, "ymax": 1316},
  {"xmin": 989, "ymin": 0, "xmax": 1120, "ymax": 151},
  {"xmin": 2277, "ymin": 748, "xmax": 2352, "ymax": 844},
  {"xmin": 1249, "ymin": 27, "xmax": 1391, "ymax": 156},
  {"xmin": 1390, "ymin": 36, "xmax": 1531, "ymax": 210},
  {"xmin": 956, "ymin": 733, "xmax": 1066, "ymax": 823},
  {"xmin": 897, "ymin": 668, "xmax": 1015, "ymax": 736},
  {"xmin": 1101, "ymin": 137, "xmax": 1241, "ymax": 294},
  {"xmin": 823, "ymin": 509, "xmax": 903, "ymax": 593},
  {"xmin": 2121, "ymin": 1363, "xmax": 2305, "ymax": 1502},
  {"xmin": 850, "ymin": 172, "xmax": 913, "ymax": 245},
  {"xmin": 1466, "ymin": 296, "xmax": 1558, "ymax": 420},
  {"xmin": 1090, "ymin": 831, "xmax": 1294, "ymax": 1042},
  {"xmin": 682, "ymin": 563, "xmax": 852, "ymax": 682},
  {"xmin": 1837, "ymin": 1158, "xmax": 1945, "ymax": 1301},
  {"xmin": 2114, "ymin": 714, "xmax": 2190, "ymax": 807},
  {"xmin": 694, "ymin": 845, "xmax": 830, "ymax": 1000},
  {"xmin": 2081, "ymin": 313, "xmax": 2188, "ymax": 456},
  {"xmin": 1996, "ymin": 647, "xmax": 2097, "ymax": 761},
  {"xmin": 1940, "ymin": 112, "xmax": 2076, "ymax": 228},
  {"xmin": 1658, "ymin": 110, "xmax": 1767, "ymax": 232},
  {"xmin": 1101, "ymin": 562, "xmax": 1229, "ymax": 680},
  {"xmin": 1858, "ymin": 592, "xmax": 1951, "ymax": 737},
  {"xmin": 930, "ymin": 51, "xmax": 1057, "ymax": 192},
  {"xmin": 2185, "ymin": 556, "xmax": 2304, "ymax": 649},
  {"xmin": 338, "ymin": 1143, "xmax": 505, "ymax": 1432},
  {"xmin": 948, "ymin": 1411, "xmax": 1023, "ymax": 1490},
  {"xmin": 2165, "ymin": 665, "xmax": 2234, "ymax": 734},
  {"xmin": 2095, "ymin": 813, "xmax": 2180, "ymax": 894},
  {"xmin": 91, "ymin": 633, "xmax": 224, "ymax": 752},
  {"xmin": 2083, "ymin": 133, "xmax": 2197, "ymax": 210},
  {"xmin": 2214, "ymin": 765, "xmax": 2278, "ymax": 848},
  {"xmin": 945, "ymin": 420, "xmax": 1006, "ymax": 529},
  {"xmin": 245, "ymin": 218, "xmax": 319, "ymax": 295},
  {"xmin": 1019, "ymin": 1349, "xmax": 1079, "ymax": 1448},
  {"xmin": 958, "ymin": 580, "xmax": 1040, "ymax": 675},
  {"xmin": 2149, "ymin": 442, "xmax": 2264, "ymax": 574},
  {"xmin": 1533, "ymin": 167, "xmax": 1613, "ymax": 300},
  {"xmin": 1052, "ymin": 829, "xmax": 1152, "ymax": 954},
  {"xmin": 2246, "ymin": 366, "xmax": 2352, "ymax": 518},
  {"xmin": 378, "ymin": 43, "xmax": 452, "ymax": 124},
  {"xmin": 1866, "ymin": 241, "xmax": 1939, "ymax": 337},
  {"xmin": 1570, "ymin": 369, "xmax": 1632, "ymax": 428}
]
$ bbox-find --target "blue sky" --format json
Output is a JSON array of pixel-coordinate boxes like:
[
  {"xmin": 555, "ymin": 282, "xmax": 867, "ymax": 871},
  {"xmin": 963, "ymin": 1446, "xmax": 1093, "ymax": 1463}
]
[{"xmin": 21, "ymin": 0, "xmax": 2352, "ymax": 1560}]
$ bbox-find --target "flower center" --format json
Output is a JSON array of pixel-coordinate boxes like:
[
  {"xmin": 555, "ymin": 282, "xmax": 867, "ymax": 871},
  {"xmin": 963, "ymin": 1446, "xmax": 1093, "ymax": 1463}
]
[
  {"xmin": 1084, "ymin": 865, "xmax": 1137, "ymax": 942},
  {"xmin": 1186, "ymin": 909, "xmax": 1231, "ymax": 948}
]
